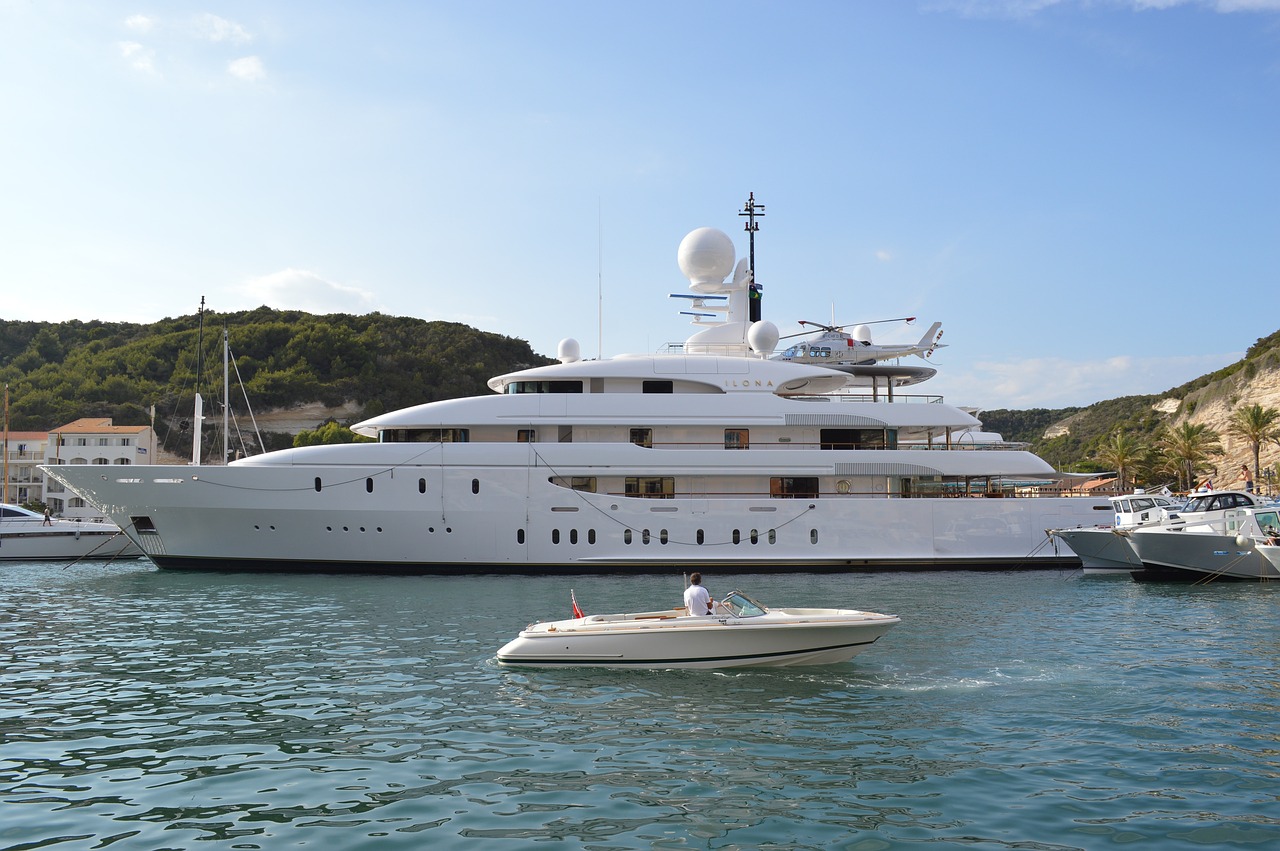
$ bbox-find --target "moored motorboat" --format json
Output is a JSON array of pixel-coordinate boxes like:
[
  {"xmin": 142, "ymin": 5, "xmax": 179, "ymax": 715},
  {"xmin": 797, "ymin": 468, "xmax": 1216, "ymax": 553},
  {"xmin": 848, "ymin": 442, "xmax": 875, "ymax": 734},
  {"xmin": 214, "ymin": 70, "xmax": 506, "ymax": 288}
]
[
  {"xmin": 1123, "ymin": 504, "xmax": 1280, "ymax": 582},
  {"xmin": 1049, "ymin": 490, "xmax": 1184, "ymax": 574},
  {"xmin": 0, "ymin": 504, "xmax": 143, "ymax": 561},
  {"xmin": 495, "ymin": 589, "xmax": 900, "ymax": 668}
]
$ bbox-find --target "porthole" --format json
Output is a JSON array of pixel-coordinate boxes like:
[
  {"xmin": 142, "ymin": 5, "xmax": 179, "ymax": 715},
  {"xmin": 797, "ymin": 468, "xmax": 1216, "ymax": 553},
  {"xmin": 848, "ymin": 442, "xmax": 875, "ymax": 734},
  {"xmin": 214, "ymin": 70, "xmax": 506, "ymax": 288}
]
[
  {"xmin": 642, "ymin": 529, "xmax": 651, "ymax": 545},
  {"xmin": 811, "ymin": 529, "xmax": 819, "ymax": 544},
  {"xmin": 750, "ymin": 529, "xmax": 759, "ymax": 545},
  {"xmin": 472, "ymin": 479, "xmax": 480, "ymax": 494},
  {"xmin": 836, "ymin": 479, "xmax": 851, "ymax": 494},
  {"xmin": 366, "ymin": 478, "xmax": 374, "ymax": 493},
  {"xmin": 624, "ymin": 529, "xmax": 632, "ymax": 545},
  {"xmin": 419, "ymin": 478, "xmax": 427, "ymax": 493},
  {"xmin": 570, "ymin": 529, "xmax": 578, "ymax": 545},
  {"xmin": 769, "ymin": 529, "xmax": 776, "ymax": 544},
  {"xmin": 314, "ymin": 477, "xmax": 322, "ymax": 492},
  {"xmin": 660, "ymin": 529, "xmax": 668, "ymax": 545},
  {"xmin": 552, "ymin": 529, "xmax": 560, "ymax": 544},
  {"xmin": 588, "ymin": 529, "xmax": 596, "ymax": 545},
  {"xmin": 517, "ymin": 529, "xmax": 525, "ymax": 544},
  {"xmin": 697, "ymin": 529, "xmax": 704, "ymax": 545},
  {"xmin": 732, "ymin": 529, "xmax": 741, "ymax": 545}
]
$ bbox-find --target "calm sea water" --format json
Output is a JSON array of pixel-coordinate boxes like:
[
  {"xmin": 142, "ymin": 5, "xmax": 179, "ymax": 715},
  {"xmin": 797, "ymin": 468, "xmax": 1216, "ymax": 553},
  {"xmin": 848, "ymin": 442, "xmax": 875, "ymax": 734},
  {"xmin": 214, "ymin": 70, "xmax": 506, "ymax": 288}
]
[{"xmin": 1, "ymin": 561, "xmax": 1278, "ymax": 850}]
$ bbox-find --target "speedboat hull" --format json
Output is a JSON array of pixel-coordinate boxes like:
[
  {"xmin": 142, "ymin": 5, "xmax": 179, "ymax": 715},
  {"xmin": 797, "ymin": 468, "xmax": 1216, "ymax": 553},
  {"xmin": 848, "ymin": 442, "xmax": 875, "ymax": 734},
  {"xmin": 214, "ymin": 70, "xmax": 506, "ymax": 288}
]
[
  {"xmin": 496, "ymin": 605, "xmax": 900, "ymax": 669},
  {"xmin": 0, "ymin": 511, "xmax": 142, "ymax": 561},
  {"xmin": 1125, "ymin": 528, "xmax": 1280, "ymax": 582},
  {"xmin": 1050, "ymin": 527, "xmax": 1142, "ymax": 574}
]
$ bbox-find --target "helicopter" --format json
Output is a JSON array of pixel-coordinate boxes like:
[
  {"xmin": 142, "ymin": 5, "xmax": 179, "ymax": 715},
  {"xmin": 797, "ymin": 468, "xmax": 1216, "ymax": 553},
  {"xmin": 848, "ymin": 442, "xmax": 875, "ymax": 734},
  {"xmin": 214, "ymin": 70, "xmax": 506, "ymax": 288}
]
[{"xmin": 771, "ymin": 317, "xmax": 945, "ymax": 368}]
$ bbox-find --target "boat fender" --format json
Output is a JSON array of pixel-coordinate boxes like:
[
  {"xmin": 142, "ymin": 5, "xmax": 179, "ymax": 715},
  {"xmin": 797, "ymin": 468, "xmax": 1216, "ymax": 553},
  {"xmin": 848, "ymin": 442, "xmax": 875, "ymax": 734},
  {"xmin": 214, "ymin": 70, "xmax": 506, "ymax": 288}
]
[{"xmin": 1236, "ymin": 534, "xmax": 1249, "ymax": 547}]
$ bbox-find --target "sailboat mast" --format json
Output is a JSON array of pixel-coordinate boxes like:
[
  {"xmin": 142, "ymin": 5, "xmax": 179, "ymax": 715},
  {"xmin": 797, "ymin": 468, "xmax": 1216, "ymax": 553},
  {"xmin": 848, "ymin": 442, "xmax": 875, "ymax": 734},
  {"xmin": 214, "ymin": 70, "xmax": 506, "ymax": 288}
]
[
  {"xmin": 223, "ymin": 328, "xmax": 230, "ymax": 465},
  {"xmin": 3, "ymin": 385, "xmax": 8, "ymax": 504}
]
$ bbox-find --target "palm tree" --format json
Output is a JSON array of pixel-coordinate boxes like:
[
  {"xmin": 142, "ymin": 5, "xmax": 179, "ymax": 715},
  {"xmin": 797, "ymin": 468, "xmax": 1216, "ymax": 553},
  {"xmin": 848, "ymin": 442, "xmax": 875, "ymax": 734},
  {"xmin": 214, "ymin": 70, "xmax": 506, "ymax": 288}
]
[
  {"xmin": 1225, "ymin": 403, "xmax": 1280, "ymax": 490},
  {"xmin": 1096, "ymin": 429, "xmax": 1148, "ymax": 493},
  {"xmin": 1158, "ymin": 421, "xmax": 1224, "ymax": 492}
]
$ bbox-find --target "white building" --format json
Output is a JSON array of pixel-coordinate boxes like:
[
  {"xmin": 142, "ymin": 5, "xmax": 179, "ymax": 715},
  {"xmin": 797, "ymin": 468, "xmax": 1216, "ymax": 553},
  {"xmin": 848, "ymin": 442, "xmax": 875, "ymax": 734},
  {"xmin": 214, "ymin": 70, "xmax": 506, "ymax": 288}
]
[
  {"xmin": 3, "ymin": 430, "xmax": 51, "ymax": 508},
  {"xmin": 42, "ymin": 418, "xmax": 157, "ymax": 519}
]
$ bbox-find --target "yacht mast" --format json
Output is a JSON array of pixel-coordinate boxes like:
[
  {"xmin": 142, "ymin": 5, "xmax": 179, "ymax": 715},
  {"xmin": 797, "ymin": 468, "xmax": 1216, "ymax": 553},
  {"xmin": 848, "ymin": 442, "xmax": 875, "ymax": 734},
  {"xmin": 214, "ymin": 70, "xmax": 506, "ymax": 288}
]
[{"xmin": 738, "ymin": 192, "xmax": 765, "ymax": 322}]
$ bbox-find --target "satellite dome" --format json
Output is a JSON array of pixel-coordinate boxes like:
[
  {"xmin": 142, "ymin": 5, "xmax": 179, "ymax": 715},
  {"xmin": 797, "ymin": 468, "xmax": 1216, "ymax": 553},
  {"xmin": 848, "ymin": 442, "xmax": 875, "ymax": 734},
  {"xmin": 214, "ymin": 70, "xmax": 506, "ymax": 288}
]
[
  {"xmin": 678, "ymin": 228, "xmax": 735, "ymax": 292},
  {"xmin": 747, "ymin": 320, "xmax": 780, "ymax": 356},
  {"xmin": 851, "ymin": 324, "xmax": 872, "ymax": 344},
  {"xmin": 557, "ymin": 338, "xmax": 581, "ymax": 364}
]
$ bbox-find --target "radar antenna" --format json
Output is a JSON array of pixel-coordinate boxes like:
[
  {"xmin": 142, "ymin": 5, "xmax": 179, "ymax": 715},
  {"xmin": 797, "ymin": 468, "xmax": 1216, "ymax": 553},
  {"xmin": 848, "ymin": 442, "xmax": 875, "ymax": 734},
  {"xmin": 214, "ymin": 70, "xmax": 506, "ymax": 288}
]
[{"xmin": 739, "ymin": 193, "xmax": 765, "ymax": 322}]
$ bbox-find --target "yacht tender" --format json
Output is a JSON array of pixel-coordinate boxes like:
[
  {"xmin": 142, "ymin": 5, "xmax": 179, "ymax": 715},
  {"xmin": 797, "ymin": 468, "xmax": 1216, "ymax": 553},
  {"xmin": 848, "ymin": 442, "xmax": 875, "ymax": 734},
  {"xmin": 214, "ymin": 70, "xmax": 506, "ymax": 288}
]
[{"xmin": 42, "ymin": 206, "xmax": 1110, "ymax": 573}]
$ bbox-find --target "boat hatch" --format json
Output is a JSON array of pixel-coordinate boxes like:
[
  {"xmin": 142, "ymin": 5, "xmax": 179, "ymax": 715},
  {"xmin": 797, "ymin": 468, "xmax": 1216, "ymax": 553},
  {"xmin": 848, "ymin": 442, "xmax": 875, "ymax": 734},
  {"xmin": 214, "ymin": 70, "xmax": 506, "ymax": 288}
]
[{"xmin": 131, "ymin": 516, "xmax": 158, "ymax": 534}]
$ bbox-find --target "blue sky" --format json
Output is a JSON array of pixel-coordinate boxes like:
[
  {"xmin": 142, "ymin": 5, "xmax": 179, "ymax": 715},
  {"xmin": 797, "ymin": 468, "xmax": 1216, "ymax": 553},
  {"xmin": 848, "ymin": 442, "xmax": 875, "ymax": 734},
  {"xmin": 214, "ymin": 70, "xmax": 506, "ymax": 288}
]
[{"xmin": 2, "ymin": 1, "xmax": 1278, "ymax": 411}]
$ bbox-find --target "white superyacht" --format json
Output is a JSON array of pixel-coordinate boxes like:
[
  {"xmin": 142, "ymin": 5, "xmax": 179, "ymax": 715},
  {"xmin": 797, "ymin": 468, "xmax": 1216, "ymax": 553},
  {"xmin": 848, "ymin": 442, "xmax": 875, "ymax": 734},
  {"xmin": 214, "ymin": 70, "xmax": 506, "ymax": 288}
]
[{"xmin": 43, "ymin": 206, "xmax": 1109, "ymax": 573}]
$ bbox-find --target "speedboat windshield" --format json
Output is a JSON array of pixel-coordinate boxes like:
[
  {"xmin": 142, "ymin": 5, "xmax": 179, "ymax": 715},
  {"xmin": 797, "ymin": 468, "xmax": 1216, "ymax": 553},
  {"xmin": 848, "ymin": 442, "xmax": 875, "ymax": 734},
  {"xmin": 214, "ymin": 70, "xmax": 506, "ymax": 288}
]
[{"xmin": 718, "ymin": 591, "xmax": 768, "ymax": 618}]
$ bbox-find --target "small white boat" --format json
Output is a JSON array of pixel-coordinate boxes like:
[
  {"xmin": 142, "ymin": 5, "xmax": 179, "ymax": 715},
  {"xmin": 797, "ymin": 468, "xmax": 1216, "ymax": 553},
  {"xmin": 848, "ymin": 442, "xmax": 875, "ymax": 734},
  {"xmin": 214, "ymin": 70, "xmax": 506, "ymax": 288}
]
[
  {"xmin": 1050, "ymin": 491, "xmax": 1184, "ymax": 574},
  {"xmin": 1123, "ymin": 505, "xmax": 1280, "ymax": 582},
  {"xmin": 0, "ymin": 504, "xmax": 143, "ymax": 561},
  {"xmin": 496, "ymin": 590, "xmax": 900, "ymax": 668}
]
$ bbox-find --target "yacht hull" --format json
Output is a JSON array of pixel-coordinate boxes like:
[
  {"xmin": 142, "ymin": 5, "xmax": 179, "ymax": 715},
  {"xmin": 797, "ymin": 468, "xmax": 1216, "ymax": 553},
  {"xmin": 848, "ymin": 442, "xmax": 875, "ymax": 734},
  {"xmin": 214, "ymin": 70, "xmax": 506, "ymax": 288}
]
[{"xmin": 45, "ymin": 458, "xmax": 1103, "ymax": 573}]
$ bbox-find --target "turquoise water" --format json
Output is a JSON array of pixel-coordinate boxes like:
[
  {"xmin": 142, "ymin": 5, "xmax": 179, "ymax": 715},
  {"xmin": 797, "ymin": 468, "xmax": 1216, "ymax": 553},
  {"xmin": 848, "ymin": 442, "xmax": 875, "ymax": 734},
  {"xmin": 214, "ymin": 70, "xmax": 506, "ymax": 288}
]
[{"xmin": 2, "ymin": 562, "xmax": 1278, "ymax": 850}]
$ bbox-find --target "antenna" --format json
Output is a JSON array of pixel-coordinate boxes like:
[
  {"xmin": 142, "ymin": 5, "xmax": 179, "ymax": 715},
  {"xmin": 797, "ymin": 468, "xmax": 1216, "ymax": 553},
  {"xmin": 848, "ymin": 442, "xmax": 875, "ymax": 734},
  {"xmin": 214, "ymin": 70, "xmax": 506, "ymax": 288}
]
[
  {"xmin": 597, "ymin": 197, "xmax": 603, "ymax": 360},
  {"xmin": 738, "ymin": 192, "xmax": 765, "ymax": 281}
]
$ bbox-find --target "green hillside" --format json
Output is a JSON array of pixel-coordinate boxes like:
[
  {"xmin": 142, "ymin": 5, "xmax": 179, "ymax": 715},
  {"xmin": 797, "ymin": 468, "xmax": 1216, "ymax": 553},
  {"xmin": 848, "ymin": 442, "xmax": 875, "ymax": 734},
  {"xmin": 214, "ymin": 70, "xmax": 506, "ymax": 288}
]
[{"xmin": 0, "ymin": 308, "xmax": 554, "ymax": 452}]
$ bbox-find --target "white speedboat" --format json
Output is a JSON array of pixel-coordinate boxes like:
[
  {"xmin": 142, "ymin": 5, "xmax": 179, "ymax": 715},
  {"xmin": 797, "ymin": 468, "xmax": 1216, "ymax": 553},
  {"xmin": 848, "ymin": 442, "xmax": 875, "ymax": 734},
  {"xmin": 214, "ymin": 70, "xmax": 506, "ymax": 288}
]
[
  {"xmin": 42, "ymin": 199, "xmax": 1111, "ymax": 574},
  {"xmin": 1050, "ymin": 491, "xmax": 1184, "ymax": 574},
  {"xmin": 0, "ymin": 504, "xmax": 142, "ymax": 561},
  {"xmin": 1123, "ymin": 504, "xmax": 1280, "ymax": 582},
  {"xmin": 495, "ymin": 590, "xmax": 900, "ymax": 668}
]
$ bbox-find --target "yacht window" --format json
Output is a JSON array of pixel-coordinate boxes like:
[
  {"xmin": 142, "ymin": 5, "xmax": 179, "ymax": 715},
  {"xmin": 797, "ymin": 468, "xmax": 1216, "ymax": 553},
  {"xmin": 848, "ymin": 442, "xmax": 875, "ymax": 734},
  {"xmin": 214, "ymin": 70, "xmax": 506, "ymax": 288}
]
[
  {"xmin": 626, "ymin": 476, "xmax": 674, "ymax": 499},
  {"xmin": 381, "ymin": 428, "xmax": 470, "ymax": 443},
  {"xmin": 820, "ymin": 428, "xmax": 894, "ymax": 450},
  {"xmin": 559, "ymin": 425, "xmax": 573, "ymax": 443},
  {"xmin": 551, "ymin": 476, "xmax": 597, "ymax": 493},
  {"xmin": 517, "ymin": 429, "xmax": 536, "ymax": 443},
  {"xmin": 643, "ymin": 380, "xmax": 674, "ymax": 393},
  {"xmin": 506, "ymin": 380, "xmax": 583, "ymax": 394},
  {"xmin": 770, "ymin": 476, "xmax": 819, "ymax": 499},
  {"xmin": 570, "ymin": 529, "xmax": 578, "ymax": 545},
  {"xmin": 724, "ymin": 429, "xmax": 749, "ymax": 450},
  {"xmin": 630, "ymin": 428, "xmax": 653, "ymax": 448},
  {"xmin": 552, "ymin": 529, "xmax": 560, "ymax": 544}
]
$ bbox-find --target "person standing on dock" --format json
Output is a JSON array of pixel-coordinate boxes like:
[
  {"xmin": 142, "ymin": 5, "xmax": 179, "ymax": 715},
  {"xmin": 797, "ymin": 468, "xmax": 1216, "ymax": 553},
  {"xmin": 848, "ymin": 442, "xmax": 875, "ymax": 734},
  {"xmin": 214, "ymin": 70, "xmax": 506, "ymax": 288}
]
[{"xmin": 1242, "ymin": 464, "xmax": 1254, "ymax": 494}]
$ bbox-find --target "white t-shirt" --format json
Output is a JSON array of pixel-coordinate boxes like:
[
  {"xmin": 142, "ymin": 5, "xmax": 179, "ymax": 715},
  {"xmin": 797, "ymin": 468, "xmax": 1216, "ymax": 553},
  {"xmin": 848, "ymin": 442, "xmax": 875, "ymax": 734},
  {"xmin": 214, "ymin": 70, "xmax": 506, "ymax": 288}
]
[{"xmin": 684, "ymin": 583, "xmax": 712, "ymax": 615}]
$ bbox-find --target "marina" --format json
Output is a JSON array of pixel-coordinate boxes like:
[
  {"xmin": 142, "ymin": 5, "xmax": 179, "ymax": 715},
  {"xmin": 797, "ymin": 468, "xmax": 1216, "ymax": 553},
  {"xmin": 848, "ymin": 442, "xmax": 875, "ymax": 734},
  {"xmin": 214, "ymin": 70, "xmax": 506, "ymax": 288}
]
[{"xmin": 2, "ymin": 560, "xmax": 1277, "ymax": 849}]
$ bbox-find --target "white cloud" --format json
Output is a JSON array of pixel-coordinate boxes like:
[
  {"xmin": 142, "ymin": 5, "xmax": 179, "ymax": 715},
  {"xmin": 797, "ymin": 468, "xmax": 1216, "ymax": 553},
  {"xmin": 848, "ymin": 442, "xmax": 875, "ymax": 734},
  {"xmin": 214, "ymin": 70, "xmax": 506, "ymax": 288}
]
[
  {"xmin": 934, "ymin": 351, "xmax": 1239, "ymax": 410},
  {"xmin": 117, "ymin": 41, "xmax": 157, "ymax": 74},
  {"xmin": 926, "ymin": 0, "xmax": 1280, "ymax": 16},
  {"xmin": 195, "ymin": 13, "xmax": 252, "ymax": 44},
  {"xmin": 124, "ymin": 15, "xmax": 155, "ymax": 34},
  {"xmin": 875, "ymin": 249, "xmax": 893, "ymax": 262},
  {"xmin": 228, "ymin": 56, "xmax": 266, "ymax": 83},
  {"xmin": 236, "ymin": 269, "xmax": 379, "ymax": 314}
]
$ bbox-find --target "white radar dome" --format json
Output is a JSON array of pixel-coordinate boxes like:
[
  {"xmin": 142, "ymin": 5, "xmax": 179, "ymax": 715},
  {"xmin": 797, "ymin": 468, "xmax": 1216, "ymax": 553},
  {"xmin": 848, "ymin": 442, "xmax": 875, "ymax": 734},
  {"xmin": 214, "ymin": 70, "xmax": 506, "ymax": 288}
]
[
  {"xmin": 678, "ymin": 227, "xmax": 736, "ymax": 293},
  {"xmin": 557, "ymin": 338, "xmax": 581, "ymax": 364},
  {"xmin": 852, "ymin": 324, "xmax": 872, "ymax": 344},
  {"xmin": 747, "ymin": 320, "xmax": 780, "ymax": 357}
]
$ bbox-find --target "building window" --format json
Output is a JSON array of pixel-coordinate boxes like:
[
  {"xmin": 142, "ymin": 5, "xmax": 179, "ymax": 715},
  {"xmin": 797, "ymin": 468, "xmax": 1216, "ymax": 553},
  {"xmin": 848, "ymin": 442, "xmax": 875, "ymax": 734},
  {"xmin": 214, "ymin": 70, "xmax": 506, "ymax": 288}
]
[{"xmin": 724, "ymin": 429, "xmax": 749, "ymax": 450}]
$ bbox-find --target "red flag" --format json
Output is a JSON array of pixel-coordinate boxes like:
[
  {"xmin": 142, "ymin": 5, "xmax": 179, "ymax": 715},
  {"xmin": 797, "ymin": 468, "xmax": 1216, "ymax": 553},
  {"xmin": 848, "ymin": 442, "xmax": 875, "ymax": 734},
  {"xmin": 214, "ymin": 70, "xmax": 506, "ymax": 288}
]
[{"xmin": 571, "ymin": 589, "xmax": 584, "ymax": 618}]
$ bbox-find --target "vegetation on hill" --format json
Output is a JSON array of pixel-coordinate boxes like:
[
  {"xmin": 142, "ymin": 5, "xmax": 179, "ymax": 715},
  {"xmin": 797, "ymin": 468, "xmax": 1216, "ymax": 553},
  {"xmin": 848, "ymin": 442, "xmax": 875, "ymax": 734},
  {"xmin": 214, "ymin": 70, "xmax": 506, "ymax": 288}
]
[
  {"xmin": 4, "ymin": 309, "xmax": 1280, "ymax": 476},
  {"xmin": 0, "ymin": 308, "xmax": 553, "ymax": 455}
]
